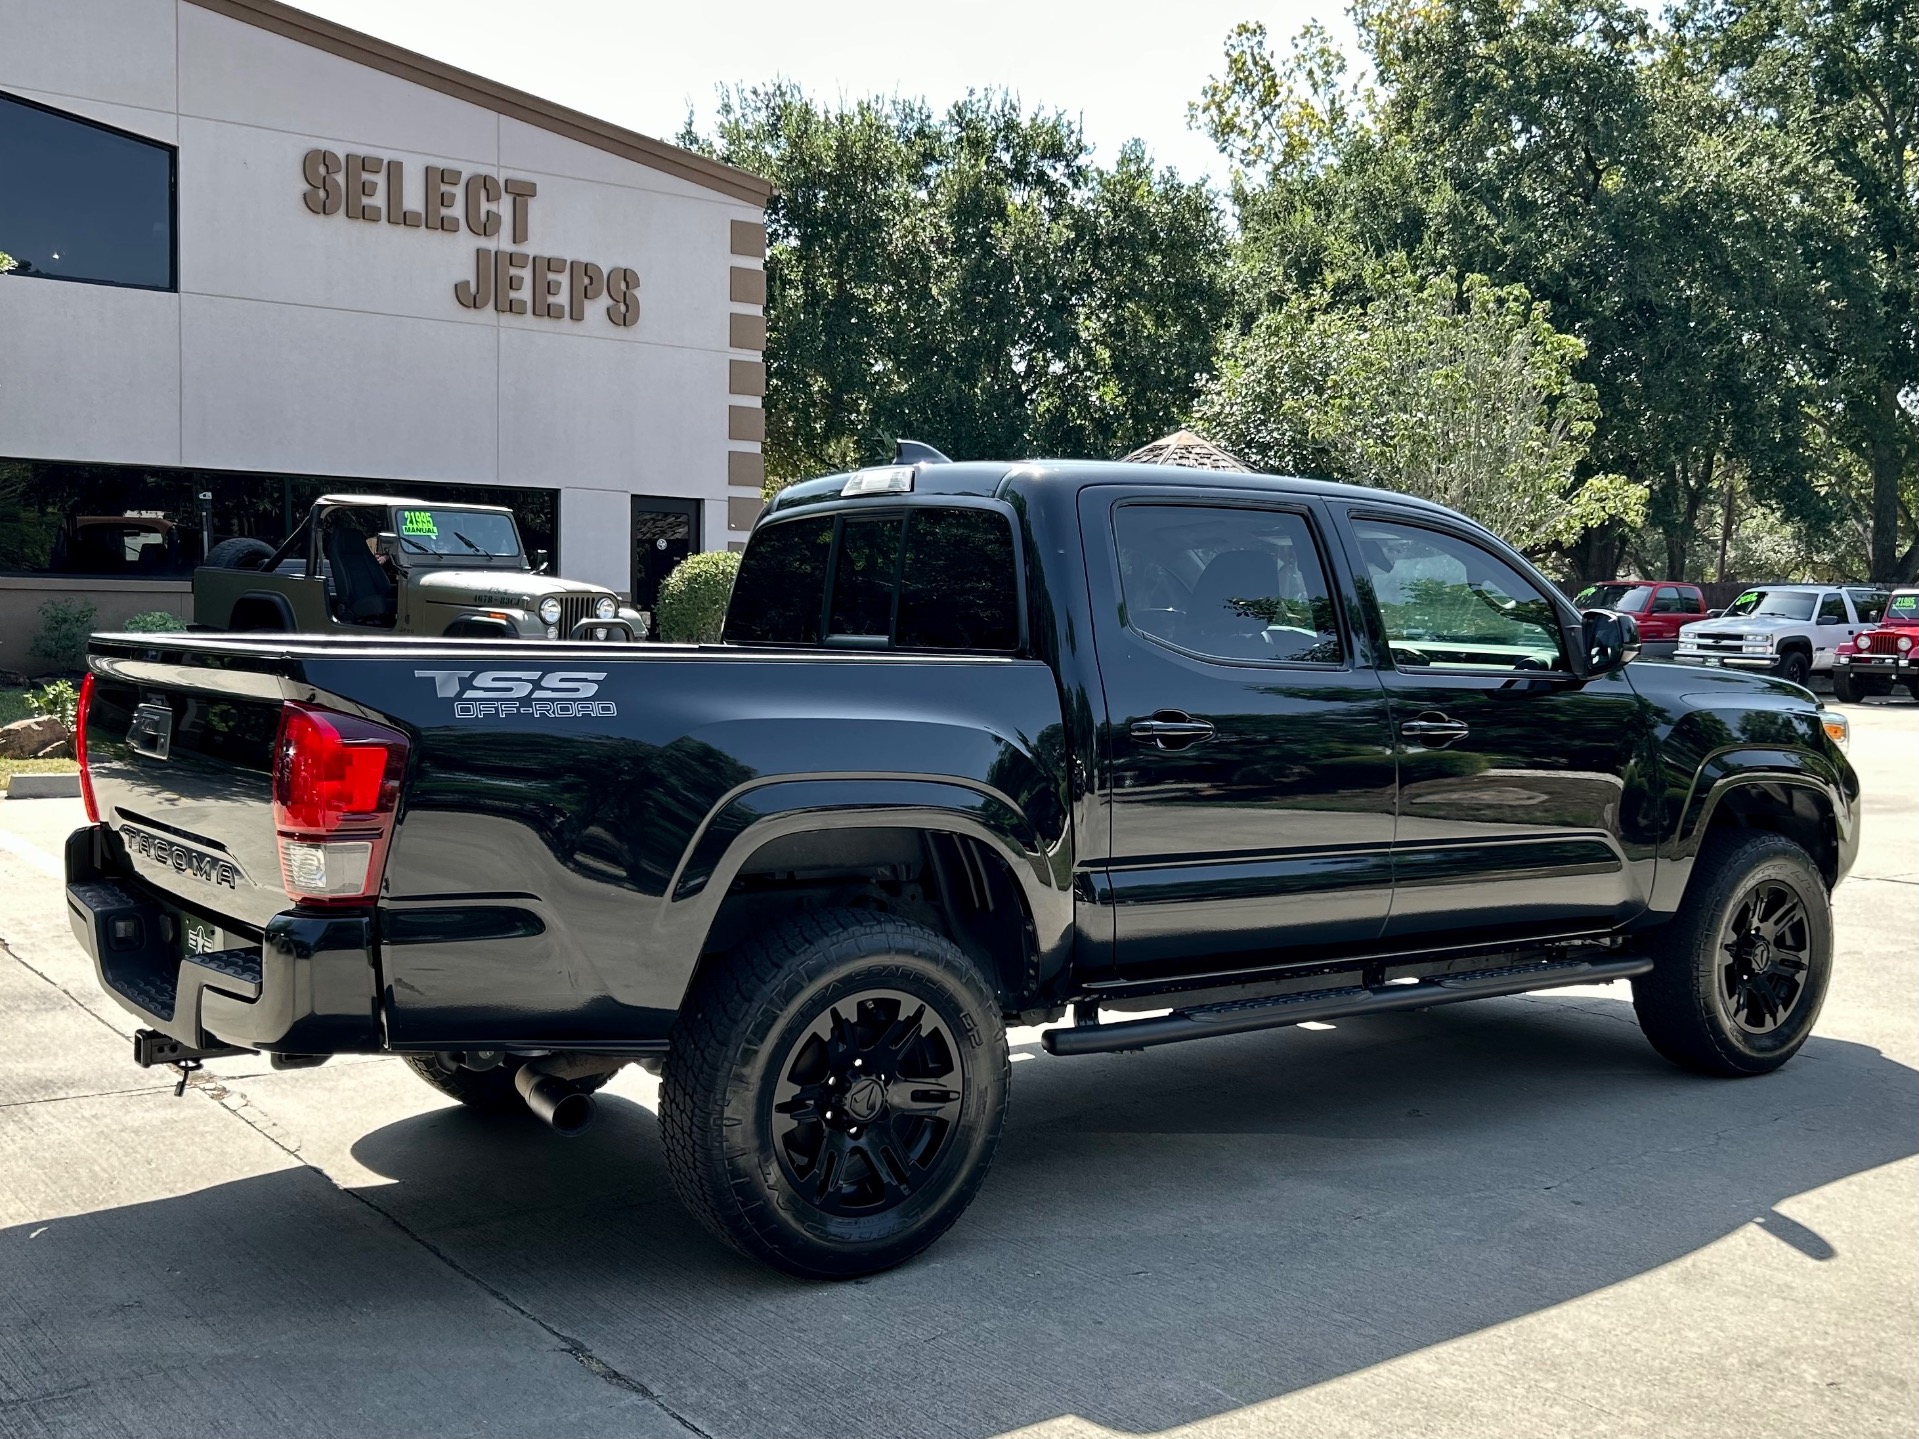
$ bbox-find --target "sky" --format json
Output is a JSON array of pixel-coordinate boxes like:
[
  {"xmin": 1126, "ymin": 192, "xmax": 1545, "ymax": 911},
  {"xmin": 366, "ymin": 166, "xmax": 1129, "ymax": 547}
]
[{"xmin": 297, "ymin": 0, "xmax": 1356, "ymax": 188}]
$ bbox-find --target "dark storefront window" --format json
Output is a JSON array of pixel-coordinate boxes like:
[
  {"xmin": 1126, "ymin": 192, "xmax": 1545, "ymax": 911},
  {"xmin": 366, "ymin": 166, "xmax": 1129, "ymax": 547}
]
[
  {"xmin": 0, "ymin": 90, "xmax": 176, "ymax": 290},
  {"xmin": 0, "ymin": 459, "xmax": 557, "ymax": 577}
]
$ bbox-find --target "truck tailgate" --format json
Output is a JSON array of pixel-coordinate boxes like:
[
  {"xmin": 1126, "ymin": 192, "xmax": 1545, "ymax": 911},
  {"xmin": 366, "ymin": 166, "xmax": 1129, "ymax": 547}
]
[{"xmin": 84, "ymin": 648, "xmax": 298, "ymax": 932}]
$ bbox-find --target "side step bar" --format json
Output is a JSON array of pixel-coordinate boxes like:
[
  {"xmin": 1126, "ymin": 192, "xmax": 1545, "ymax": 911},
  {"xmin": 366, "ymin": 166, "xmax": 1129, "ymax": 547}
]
[{"xmin": 1044, "ymin": 955, "xmax": 1654, "ymax": 1057}]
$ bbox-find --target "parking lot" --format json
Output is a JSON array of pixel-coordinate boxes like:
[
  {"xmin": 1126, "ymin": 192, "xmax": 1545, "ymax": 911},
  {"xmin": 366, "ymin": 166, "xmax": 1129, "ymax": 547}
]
[{"xmin": 1, "ymin": 697, "xmax": 1913, "ymax": 1439}]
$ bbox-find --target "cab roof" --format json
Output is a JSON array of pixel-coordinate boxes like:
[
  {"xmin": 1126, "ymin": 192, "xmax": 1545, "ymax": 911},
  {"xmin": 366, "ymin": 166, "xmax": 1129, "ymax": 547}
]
[{"xmin": 764, "ymin": 459, "xmax": 1461, "ymax": 519}]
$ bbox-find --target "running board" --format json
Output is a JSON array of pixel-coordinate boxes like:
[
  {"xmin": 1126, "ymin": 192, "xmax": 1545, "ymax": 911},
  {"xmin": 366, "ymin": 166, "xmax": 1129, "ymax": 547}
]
[{"xmin": 1043, "ymin": 955, "xmax": 1654, "ymax": 1057}]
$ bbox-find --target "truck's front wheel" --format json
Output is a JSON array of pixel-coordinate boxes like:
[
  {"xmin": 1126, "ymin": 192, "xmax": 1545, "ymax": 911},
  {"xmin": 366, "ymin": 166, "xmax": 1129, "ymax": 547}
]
[
  {"xmin": 1632, "ymin": 832, "xmax": 1831, "ymax": 1076},
  {"xmin": 659, "ymin": 909, "xmax": 1009, "ymax": 1278}
]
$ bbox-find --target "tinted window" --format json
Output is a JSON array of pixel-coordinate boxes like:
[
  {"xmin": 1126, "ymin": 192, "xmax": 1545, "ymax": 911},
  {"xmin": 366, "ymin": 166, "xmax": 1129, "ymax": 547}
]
[
  {"xmin": 828, "ymin": 515, "xmax": 903, "ymax": 638},
  {"xmin": 1678, "ymin": 589, "xmax": 1704, "ymax": 614},
  {"xmin": 1575, "ymin": 582, "xmax": 1653, "ymax": 612},
  {"xmin": 1651, "ymin": 587, "xmax": 1684, "ymax": 614},
  {"xmin": 724, "ymin": 516, "xmax": 833, "ymax": 643},
  {"xmin": 1114, "ymin": 505, "xmax": 1341, "ymax": 663},
  {"xmin": 896, "ymin": 509, "xmax": 1019, "ymax": 650},
  {"xmin": 0, "ymin": 92, "xmax": 174, "ymax": 289},
  {"xmin": 1848, "ymin": 588, "xmax": 1888, "ymax": 623},
  {"xmin": 1354, "ymin": 520, "xmax": 1566, "ymax": 671},
  {"xmin": 1816, "ymin": 592, "xmax": 1847, "ymax": 625}
]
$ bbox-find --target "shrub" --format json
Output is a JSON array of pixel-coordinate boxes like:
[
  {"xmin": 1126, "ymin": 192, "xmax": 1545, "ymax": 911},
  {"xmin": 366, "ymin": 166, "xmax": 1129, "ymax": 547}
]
[
  {"xmin": 30, "ymin": 598, "xmax": 97, "ymax": 670},
  {"xmin": 124, "ymin": 610, "xmax": 188, "ymax": 632},
  {"xmin": 25, "ymin": 679, "xmax": 78, "ymax": 732},
  {"xmin": 654, "ymin": 550, "xmax": 741, "ymax": 643}
]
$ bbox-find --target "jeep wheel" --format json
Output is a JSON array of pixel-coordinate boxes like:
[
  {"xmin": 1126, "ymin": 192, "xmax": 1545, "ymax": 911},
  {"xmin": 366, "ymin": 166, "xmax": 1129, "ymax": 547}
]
[
  {"xmin": 403, "ymin": 1053, "xmax": 610, "ymax": 1115},
  {"xmin": 1632, "ymin": 832, "xmax": 1831, "ymax": 1076},
  {"xmin": 1831, "ymin": 669, "xmax": 1861, "ymax": 703},
  {"xmin": 659, "ymin": 909, "xmax": 1009, "ymax": 1278},
  {"xmin": 1776, "ymin": 649, "xmax": 1812, "ymax": 687}
]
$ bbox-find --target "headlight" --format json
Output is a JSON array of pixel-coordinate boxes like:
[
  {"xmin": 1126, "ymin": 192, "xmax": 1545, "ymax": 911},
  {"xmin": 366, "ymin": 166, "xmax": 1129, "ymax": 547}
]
[
  {"xmin": 538, "ymin": 597, "xmax": 562, "ymax": 625},
  {"xmin": 1821, "ymin": 710, "xmax": 1849, "ymax": 750},
  {"xmin": 1900, "ymin": 635, "xmax": 1914, "ymax": 652},
  {"xmin": 595, "ymin": 596, "xmax": 617, "ymax": 620}
]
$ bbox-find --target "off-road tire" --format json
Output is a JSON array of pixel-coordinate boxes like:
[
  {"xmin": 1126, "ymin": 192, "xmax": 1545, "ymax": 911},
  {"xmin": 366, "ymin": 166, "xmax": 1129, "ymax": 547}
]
[
  {"xmin": 1831, "ymin": 669, "xmax": 1861, "ymax": 703},
  {"xmin": 1776, "ymin": 649, "xmax": 1812, "ymax": 687},
  {"xmin": 204, "ymin": 536, "xmax": 276, "ymax": 571},
  {"xmin": 659, "ymin": 909, "xmax": 1009, "ymax": 1279},
  {"xmin": 1906, "ymin": 679, "xmax": 1919, "ymax": 703},
  {"xmin": 402, "ymin": 1053, "xmax": 610, "ymax": 1115},
  {"xmin": 1632, "ymin": 832, "xmax": 1831, "ymax": 1077}
]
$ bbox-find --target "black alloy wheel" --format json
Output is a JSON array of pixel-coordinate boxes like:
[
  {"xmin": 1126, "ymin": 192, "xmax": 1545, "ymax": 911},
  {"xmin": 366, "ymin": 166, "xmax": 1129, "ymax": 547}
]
[
  {"xmin": 1777, "ymin": 650, "xmax": 1812, "ymax": 686},
  {"xmin": 770, "ymin": 989, "xmax": 965, "ymax": 1216},
  {"xmin": 660, "ymin": 908, "xmax": 1009, "ymax": 1278},
  {"xmin": 1632, "ymin": 831, "xmax": 1831, "ymax": 1076},
  {"xmin": 1713, "ymin": 879, "xmax": 1814, "ymax": 1035}
]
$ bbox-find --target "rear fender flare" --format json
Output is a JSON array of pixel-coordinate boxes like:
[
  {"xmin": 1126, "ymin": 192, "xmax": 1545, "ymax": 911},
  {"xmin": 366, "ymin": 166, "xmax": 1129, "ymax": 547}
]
[
  {"xmin": 228, "ymin": 590, "xmax": 297, "ymax": 632},
  {"xmin": 653, "ymin": 779, "xmax": 1073, "ymax": 1004}
]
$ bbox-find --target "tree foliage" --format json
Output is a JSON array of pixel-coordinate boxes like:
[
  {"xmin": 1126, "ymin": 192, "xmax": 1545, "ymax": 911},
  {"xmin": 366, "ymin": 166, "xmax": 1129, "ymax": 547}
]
[
  {"xmin": 693, "ymin": 86, "xmax": 1230, "ymax": 484},
  {"xmin": 1197, "ymin": 269, "xmax": 1644, "ymax": 552}
]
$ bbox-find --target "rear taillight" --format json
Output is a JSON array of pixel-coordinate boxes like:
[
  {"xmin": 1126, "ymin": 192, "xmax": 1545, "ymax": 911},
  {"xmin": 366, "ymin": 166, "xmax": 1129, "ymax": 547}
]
[
  {"xmin": 272, "ymin": 702, "xmax": 409, "ymax": 905},
  {"xmin": 76, "ymin": 671, "xmax": 100, "ymax": 824}
]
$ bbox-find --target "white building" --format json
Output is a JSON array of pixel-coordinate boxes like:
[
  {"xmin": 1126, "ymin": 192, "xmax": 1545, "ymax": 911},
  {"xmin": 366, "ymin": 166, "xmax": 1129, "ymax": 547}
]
[{"xmin": 0, "ymin": 0, "xmax": 770, "ymax": 673}]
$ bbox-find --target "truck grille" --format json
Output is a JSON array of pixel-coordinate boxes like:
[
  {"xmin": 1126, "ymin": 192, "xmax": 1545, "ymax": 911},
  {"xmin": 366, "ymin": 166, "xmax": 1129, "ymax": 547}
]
[
  {"xmin": 1686, "ymin": 632, "xmax": 1749, "ymax": 650},
  {"xmin": 1861, "ymin": 631, "xmax": 1906, "ymax": 655}
]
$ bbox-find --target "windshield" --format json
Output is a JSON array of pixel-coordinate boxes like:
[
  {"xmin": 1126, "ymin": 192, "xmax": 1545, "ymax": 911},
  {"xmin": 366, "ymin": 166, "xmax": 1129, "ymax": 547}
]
[
  {"xmin": 1722, "ymin": 589, "xmax": 1815, "ymax": 622},
  {"xmin": 390, "ymin": 507, "xmax": 522, "ymax": 559},
  {"xmin": 1574, "ymin": 583, "xmax": 1654, "ymax": 613},
  {"xmin": 1884, "ymin": 590, "xmax": 1919, "ymax": 624}
]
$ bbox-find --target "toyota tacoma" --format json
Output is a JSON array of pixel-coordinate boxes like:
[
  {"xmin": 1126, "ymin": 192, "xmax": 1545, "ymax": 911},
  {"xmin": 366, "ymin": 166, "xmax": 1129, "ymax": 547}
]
[{"xmin": 68, "ymin": 456, "xmax": 1859, "ymax": 1278}]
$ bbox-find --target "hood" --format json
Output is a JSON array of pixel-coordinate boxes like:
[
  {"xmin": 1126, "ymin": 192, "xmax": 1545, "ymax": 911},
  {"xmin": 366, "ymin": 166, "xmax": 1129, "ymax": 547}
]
[{"xmin": 411, "ymin": 569, "xmax": 615, "ymax": 606}]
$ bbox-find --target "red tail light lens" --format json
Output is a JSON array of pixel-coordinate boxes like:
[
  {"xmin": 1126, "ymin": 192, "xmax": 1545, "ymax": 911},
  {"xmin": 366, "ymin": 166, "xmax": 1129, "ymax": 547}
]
[
  {"xmin": 272, "ymin": 703, "xmax": 409, "ymax": 904},
  {"xmin": 76, "ymin": 671, "xmax": 99, "ymax": 824}
]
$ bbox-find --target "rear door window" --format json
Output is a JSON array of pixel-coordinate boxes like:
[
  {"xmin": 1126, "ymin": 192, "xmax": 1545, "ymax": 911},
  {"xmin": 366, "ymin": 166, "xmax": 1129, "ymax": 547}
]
[{"xmin": 1112, "ymin": 504, "xmax": 1342, "ymax": 663}]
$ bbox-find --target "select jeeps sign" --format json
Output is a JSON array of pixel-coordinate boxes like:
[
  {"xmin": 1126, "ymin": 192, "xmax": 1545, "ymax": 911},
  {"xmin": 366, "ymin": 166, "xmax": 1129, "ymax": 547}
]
[{"xmin": 301, "ymin": 150, "xmax": 640, "ymax": 327}]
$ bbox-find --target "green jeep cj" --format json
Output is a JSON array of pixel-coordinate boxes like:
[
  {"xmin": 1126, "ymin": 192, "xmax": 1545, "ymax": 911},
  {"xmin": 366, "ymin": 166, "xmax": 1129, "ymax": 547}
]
[{"xmin": 193, "ymin": 495, "xmax": 642, "ymax": 641}]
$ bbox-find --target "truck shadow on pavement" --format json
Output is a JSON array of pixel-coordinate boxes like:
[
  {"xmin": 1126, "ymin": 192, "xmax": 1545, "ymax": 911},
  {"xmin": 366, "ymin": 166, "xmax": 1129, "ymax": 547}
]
[{"xmin": 7, "ymin": 992, "xmax": 1914, "ymax": 1439}]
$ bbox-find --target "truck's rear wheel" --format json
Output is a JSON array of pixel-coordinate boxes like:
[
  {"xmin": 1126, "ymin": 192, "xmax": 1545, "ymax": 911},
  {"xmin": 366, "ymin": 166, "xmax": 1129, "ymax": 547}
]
[
  {"xmin": 402, "ymin": 1053, "xmax": 609, "ymax": 1115},
  {"xmin": 1632, "ymin": 832, "xmax": 1831, "ymax": 1077},
  {"xmin": 659, "ymin": 909, "xmax": 1008, "ymax": 1278}
]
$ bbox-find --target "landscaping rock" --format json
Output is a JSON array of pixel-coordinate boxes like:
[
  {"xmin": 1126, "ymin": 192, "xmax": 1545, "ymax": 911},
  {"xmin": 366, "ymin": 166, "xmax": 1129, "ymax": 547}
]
[
  {"xmin": 33, "ymin": 739, "xmax": 75, "ymax": 760},
  {"xmin": 0, "ymin": 716, "xmax": 65, "ymax": 758}
]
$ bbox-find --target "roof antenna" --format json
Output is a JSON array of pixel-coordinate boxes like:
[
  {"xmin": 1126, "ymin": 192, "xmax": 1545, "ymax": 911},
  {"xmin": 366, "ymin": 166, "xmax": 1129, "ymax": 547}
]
[{"xmin": 893, "ymin": 439, "xmax": 952, "ymax": 465}]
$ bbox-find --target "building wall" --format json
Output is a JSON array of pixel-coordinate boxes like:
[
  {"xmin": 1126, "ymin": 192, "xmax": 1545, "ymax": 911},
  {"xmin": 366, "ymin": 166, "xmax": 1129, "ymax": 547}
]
[{"xmin": 0, "ymin": 0, "xmax": 766, "ymax": 601}]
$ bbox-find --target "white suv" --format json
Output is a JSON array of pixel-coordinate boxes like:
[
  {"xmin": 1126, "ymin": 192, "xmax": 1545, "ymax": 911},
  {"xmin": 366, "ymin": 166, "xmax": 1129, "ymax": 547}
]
[{"xmin": 1674, "ymin": 584, "xmax": 1885, "ymax": 686}]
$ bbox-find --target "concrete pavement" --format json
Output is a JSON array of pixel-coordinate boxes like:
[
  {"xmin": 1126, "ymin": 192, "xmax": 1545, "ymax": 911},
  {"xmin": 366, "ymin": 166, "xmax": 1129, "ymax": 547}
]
[{"xmin": 1, "ymin": 700, "xmax": 1913, "ymax": 1439}]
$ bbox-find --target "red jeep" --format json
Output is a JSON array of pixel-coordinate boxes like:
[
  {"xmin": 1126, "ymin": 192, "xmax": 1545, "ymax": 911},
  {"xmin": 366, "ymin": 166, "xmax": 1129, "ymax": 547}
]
[
  {"xmin": 1571, "ymin": 580, "xmax": 1706, "ymax": 658},
  {"xmin": 1833, "ymin": 588, "xmax": 1918, "ymax": 701}
]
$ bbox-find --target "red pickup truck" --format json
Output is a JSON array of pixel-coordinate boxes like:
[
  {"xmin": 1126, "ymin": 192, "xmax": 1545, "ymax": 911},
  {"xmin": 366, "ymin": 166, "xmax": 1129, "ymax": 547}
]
[
  {"xmin": 1570, "ymin": 581, "xmax": 1706, "ymax": 658},
  {"xmin": 1833, "ymin": 587, "xmax": 1919, "ymax": 701}
]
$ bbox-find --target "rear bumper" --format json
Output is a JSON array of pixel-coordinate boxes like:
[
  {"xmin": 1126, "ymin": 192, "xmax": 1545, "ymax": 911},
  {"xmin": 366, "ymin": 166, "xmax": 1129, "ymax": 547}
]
[{"xmin": 65, "ymin": 825, "xmax": 381, "ymax": 1054}]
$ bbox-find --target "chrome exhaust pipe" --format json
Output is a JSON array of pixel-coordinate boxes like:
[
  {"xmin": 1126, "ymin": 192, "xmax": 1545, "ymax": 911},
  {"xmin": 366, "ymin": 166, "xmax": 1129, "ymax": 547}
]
[{"xmin": 514, "ymin": 1066, "xmax": 596, "ymax": 1137}]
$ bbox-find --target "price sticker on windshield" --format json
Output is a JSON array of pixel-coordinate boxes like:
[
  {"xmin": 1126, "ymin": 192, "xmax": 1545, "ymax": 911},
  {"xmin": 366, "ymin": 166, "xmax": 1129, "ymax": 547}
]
[
  {"xmin": 1732, "ymin": 590, "xmax": 1759, "ymax": 608},
  {"xmin": 400, "ymin": 511, "xmax": 438, "ymax": 538}
]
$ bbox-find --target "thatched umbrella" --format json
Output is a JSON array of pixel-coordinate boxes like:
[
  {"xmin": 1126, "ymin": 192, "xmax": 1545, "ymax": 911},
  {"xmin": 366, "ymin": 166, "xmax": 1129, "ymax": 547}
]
[{"xmin": 1120, "ymin": 429, "xmax": 1250, "ymax": 472}]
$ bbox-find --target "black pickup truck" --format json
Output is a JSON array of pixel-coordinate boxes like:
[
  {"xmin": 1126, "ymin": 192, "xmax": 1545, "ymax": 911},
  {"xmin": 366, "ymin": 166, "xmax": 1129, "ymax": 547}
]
[{"xmin": 67, "ymin": 458, "xmax": 1858, "ymax": 1278}]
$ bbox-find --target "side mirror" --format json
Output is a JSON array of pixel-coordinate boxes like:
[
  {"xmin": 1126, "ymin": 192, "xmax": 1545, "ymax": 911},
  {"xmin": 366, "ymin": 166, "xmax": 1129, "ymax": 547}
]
[
  {"xmin": 1707, "ymin": 608, "xmax": 1724, "ymax": 619},
  {"xmin": 374, "ymin": 532, "xmax": 400, "ymax": 559},
  {"xmin": 531, "ymin": 548, "xmax": 551, "ymax": 574},
  {"xmin": 1583, "ymin": 609, "xmax": 1642, "ymax": 676}
]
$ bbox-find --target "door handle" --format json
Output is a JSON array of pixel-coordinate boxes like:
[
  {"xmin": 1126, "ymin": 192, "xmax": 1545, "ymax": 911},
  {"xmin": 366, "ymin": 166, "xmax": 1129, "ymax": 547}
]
[
  {"xmin": 1400, "ymin": 711, "xmax": 1469, "ymax": 746},
  {"xmin": 1129, "ymin": 712, "xmax": 1216, "ymax": 749}
]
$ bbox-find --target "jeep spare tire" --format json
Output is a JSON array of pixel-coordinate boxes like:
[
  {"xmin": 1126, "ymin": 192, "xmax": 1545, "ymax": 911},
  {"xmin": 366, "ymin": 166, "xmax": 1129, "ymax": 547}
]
[{"xmin": 204, "ymin": 537, "xmax": 276, "ymax": 571}]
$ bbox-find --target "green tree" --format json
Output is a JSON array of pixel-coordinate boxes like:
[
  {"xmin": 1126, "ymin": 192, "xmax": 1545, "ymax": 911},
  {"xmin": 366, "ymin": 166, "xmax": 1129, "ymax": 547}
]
[
  {"xmin": 1686, "ymin": 0, "xmax": 1918, "ymax": 579},
  {"xmin": 1195, "ymin": 268, "xmax": 1644, "ymax": 554},
  {"xmin": 697, "ymin": 86, "xmax": 1229, "ymax": 485}
]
